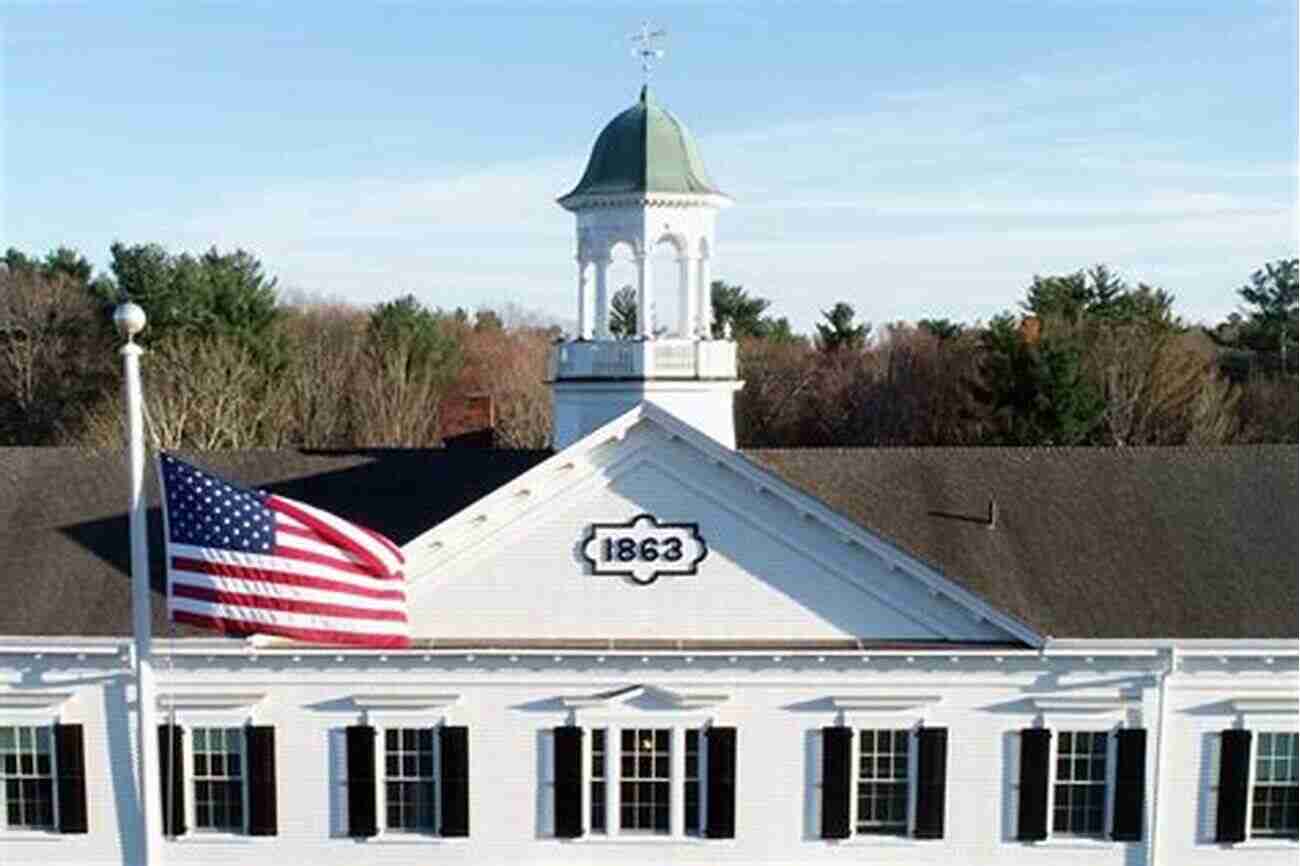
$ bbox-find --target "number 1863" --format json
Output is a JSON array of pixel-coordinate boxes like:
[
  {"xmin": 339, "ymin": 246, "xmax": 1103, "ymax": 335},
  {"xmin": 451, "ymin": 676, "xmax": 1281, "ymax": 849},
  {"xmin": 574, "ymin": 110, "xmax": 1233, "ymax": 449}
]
[{"xmin": 601, "ymin": 536, "xmax": 684, "ymax": 563}]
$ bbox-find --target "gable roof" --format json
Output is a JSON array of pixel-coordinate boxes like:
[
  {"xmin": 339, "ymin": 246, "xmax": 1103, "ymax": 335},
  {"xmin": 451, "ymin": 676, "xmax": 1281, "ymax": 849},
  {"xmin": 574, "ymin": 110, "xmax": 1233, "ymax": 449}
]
[
  {"xmin": 750, "ymin": 445, "xmax": 1298, "ymax": 640},
  {"xmin": 0, "ymin": 442, "xmax": 1294, "ymax": 641}
]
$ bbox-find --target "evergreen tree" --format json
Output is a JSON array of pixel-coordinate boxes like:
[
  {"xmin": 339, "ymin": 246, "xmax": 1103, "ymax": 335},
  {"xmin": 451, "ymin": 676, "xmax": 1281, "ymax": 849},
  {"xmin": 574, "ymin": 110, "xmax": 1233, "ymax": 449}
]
[
  {"xmin": 609, "ymin": 285, "xmax": 637, "ymax": 338},
  {"xmin": 815, "ymin": 302, "xmax": 869, "ymax": 353},
  {"xmin": 1238, "ymin": 258, "xmax": 1298, "ymax": 361}
]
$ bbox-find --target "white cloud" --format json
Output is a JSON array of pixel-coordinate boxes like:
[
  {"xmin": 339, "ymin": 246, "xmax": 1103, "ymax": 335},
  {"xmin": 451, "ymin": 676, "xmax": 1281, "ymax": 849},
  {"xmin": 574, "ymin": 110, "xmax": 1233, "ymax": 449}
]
[{"xmin": 88, "ymin": 68, "xmax": 1297, "ymax": 333}]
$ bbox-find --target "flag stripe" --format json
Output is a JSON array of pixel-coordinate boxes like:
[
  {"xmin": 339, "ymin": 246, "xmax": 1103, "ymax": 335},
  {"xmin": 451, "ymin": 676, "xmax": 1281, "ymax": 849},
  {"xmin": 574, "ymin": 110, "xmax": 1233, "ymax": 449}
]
[
  {"xmin": 172, "ymin": 584, "xmax": 409, "ymax": 622},
  {"xmin": 360, "ymin": 525, "xmax": 405, "ymax": 563},
  {"xmin": 172, "ymin": 610, "xmax": 411, "ymax": 649},
  {"xmin": 170, "ymin": 597, "xmax": 411, "ymax": 637},
  {"xmin": 169, "ymin": 544, "xmax": 401, "ymax": 594},
  {"xmin": 268, "ymin": 496, "xmax": 399, "ymax": 577},
  {"xmin": 171, "ymin": 561, "xmax": 407, "ymax": 607},
  {"xmin": 276, "ymin": 494, "xmax": 404, "ymax": 572},
  {"xmin": 271, "ymin": 541, "xmax": 390, "ymax": 579}
]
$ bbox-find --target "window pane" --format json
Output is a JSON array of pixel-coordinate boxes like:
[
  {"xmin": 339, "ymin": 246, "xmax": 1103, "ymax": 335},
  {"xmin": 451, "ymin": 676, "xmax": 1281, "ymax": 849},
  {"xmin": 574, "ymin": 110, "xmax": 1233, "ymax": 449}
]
[
  {"xmin": 192, "ymin": 727, "xmax": 246, "ymax": 832},
  {"xmin": 619, "ymin": 729, "xmax": 670, "ymax": 833},
  {"xmin": 856, "ymin": 729, "xmax": 910, "ymax": 835},
  {"xmin": 1251, "ymin": 731, "xmax": 1299, "ymax": 838},
  {"xmin": 1052, "ymin": 729, "xmax": 1108, "ymax": 838}
]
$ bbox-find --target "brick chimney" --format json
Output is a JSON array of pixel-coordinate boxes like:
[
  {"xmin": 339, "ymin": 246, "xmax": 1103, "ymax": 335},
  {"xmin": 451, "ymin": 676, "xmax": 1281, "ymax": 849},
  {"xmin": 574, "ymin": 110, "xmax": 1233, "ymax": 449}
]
[{"xmin": 440, "ymin": 393, "xmax": 496, "ymax": 448}]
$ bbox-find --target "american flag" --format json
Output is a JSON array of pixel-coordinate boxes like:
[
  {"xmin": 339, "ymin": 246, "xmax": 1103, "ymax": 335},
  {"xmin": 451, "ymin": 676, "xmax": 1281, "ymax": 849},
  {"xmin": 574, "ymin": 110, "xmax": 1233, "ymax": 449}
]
[{"xmin": 158, "ymin": 454, "xmax": 410, "ymax": 648}]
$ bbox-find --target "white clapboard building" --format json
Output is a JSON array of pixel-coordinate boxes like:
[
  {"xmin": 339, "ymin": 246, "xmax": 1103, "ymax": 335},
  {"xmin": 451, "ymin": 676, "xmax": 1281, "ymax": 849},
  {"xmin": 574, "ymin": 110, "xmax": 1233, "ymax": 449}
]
[{"xmin": 1, "ymin": 86, "xmax": 1297, "ymax": 866}]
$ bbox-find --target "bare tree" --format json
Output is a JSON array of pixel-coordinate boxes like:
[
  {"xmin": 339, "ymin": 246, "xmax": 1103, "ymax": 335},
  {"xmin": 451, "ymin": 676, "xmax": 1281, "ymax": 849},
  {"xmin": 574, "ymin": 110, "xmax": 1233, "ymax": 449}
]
[{"xmin": 0, "ymin": 267, "xmax": 109, "ymax": 444}]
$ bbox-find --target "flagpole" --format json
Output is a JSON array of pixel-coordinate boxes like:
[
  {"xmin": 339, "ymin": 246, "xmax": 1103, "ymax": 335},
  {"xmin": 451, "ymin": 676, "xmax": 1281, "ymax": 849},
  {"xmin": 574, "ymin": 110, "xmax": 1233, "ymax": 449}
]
[{"xmin": 116, "ymin": 302, "xmax": 163, "ymax": 865}]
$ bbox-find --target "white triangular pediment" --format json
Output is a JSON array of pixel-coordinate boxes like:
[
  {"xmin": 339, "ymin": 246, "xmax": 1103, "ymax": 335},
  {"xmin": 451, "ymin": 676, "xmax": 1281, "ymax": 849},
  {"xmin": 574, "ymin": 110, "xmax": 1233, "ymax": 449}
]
[
  {"xmin": 561, "ymin": 685, "xmax": 729, "ymax": 711},
  {"xmin": 403, "ymin": 404, "xmax": 1039, "ymax": 646}
]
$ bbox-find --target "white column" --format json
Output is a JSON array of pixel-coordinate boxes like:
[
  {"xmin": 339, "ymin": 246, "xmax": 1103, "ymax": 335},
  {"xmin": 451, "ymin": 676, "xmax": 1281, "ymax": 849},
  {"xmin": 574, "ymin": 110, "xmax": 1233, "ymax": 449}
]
[
  {"xmin": 576, "ymin": 259, "xmax": 593, "ymax": 340},
  {"xmin": 697, "ymin": 255, "xmax": 713, "ymax": 338},
  {"xmin": 594, "ymin": 257, "xmax": 611, "ymax": 339},
  {"xmin": 123, "ymin": 339, "xmax": 163, "ymax": 864},
  {"xmin": 678, "ymin": 255, "xmax": 696, "ymax": 337},
  {"xmin": 636, "ymin": 253, "xmax": 654, "ymax": 339}
]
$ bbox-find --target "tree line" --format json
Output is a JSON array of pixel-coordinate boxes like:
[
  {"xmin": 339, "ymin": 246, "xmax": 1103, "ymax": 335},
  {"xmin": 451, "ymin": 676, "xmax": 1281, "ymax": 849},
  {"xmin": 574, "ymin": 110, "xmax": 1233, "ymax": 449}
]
[{"xmin": 1, "ymin": 243, "xmax": 1295, "ymax": 450}]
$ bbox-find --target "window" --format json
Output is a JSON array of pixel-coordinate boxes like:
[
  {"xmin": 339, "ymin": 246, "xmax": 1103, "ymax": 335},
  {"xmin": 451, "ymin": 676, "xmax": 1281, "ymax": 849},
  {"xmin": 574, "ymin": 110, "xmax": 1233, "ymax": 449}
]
[
  {"xmin": 590, "ymin": 729, "xmax": 606, "ymax": 834},
  {"xmin": 620, "ymin": 728, "xmax": 670, "ymax": 834},
  {"xmin": 192, "ymin": 727, "xmax": 245, "ymax": 832},
  {"xmin": 384, "ymin": 728, "xmax": 436, "ymax": 833},
  {"xmin": 857, "ymin": 729, "xmax": 909, "ymax": 835},
  {"xmin": 822, "ymin": 725, "xmax": 947, "ymax": 841},
  {"xmin": 1053, "ymin": 731, "xmax": 1108, "ymax": 838},
  {"xmin": 552, "ymin": 723, "xmax": 735, "ymax": 839},
  {"xmin": 0, "ymin": 726, "xmax": 54, "ymax": 830},
  {"xmin": 1251, "ymin": 732, "xmax": 1298, "ymax": 839}
]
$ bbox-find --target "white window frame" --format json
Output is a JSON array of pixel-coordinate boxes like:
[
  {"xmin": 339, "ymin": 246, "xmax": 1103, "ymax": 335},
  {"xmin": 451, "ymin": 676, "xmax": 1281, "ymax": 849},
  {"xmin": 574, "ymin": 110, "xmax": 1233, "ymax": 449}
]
[
  {"xmin": 183, "ymin": 723, "xmax": 249, "ymax": 835},
  {"xmin": 1245, "ymin": 730, "xmax": 1299, "ymax": 842},
  {"xmin": 850, "ymin": 726, "xmax": 916, "ymax": 837},
  {"xmin": 823, "ymin": 701, "xmax": 937, "ymax": 844},
  {"xmin": 1046, "ymin": 727, "xmax": 1115, "ymax": 841},
  {"xmin": 353, "ymin": 702, "xmax": 457, "ymax": 842},
  {"xmin": 378, "ymin": 724, "xmax": 440, "ymax": 836},
  {"xmin": 564, "ymin": 711, "xmax": 717, "ymax": 841},
  {"xmin": 0, "ymin": 722, "xmax": 59, "ymax": 833}
]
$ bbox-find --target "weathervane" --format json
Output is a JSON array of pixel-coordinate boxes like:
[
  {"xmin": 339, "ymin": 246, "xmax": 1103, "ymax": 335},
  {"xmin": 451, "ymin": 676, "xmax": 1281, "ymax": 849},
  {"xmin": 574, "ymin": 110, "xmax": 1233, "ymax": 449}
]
[{"xmin": 630, "ymin": 21, "xmax": 666, "ymax": 82}]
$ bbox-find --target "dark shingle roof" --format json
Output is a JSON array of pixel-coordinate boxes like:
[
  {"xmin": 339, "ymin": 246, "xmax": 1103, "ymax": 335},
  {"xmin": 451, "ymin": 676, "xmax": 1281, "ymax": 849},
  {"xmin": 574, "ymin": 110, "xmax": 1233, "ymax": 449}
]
[
  {"xmin": 0, "ymin": 445, "xmax": 1294, "ymax": 640},
  {"xmin": 749, "ymin": 446, "xmax": 1298, "ymax": 640},
  {"xmin": 0, "ymin": 449, "xmax": 548, "ymax": 639}
]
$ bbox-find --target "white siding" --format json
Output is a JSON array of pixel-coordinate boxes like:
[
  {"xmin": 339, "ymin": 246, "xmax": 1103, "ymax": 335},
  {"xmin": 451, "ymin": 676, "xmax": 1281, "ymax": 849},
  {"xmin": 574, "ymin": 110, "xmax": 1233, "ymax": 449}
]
[{"xmin": 3, "ymin": 650, "xmax": 1294, "ymax": 865}]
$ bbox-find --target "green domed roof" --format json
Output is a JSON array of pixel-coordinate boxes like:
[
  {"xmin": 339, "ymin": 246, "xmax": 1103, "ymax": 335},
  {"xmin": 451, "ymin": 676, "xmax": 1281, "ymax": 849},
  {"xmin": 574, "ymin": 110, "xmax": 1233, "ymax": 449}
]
[{"xmin": 559, "ymin": 86, "xmax": 723, "ymax": 205}]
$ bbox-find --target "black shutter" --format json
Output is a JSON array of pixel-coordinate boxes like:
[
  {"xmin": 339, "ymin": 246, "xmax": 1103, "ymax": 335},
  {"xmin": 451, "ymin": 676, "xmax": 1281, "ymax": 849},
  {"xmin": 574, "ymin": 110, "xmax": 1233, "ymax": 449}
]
[
  {"xmin": 1215, "ymin": 729, "xmax": 1252, "ymax": 844},
  {"xmin": 157, "ymin": 724, "xmax": 186, "ymax": 837},
  {"xmin": 246, "ymin": 725, "xmax": 278, "ymax": 836},
  {"xmin": 553, "ymin": 726, "xmax": 583, "ymax": 838},
  {"xmin": 439, "ymin": 726, "xmax": 469, "ymax": 837},
  {"xmin": 1111, "ymin": 728, "xmax": 1146, "ymax": 842},
  {"xmin": 1016, "ymin": 728, "xmax": 1050, "ymax": 841},
  {"xmin": 821, "ymin": 726, "xmax": 852, "ymax": 839},
  {"xmin": 913, "ymin": 727, "xmax": 948, "ymax": 839},
  {"xmin": 53, "ymin": 723, "xmax": 88, "ymax": 834},
  {"xmin": 345, "ymin": 725, "xmax": 377, "ymax": 838},
  {"xmin": 705, "ymin": 727, "xmax": 737, "ymax": 838}
]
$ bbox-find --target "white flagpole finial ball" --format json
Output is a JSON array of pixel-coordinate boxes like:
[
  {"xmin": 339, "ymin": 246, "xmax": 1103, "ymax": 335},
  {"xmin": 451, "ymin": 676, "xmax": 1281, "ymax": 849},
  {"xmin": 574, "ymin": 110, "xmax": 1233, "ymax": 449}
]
[{"xmin": 113, "ymin": 301, "xmax": 147, "ymax": 341}]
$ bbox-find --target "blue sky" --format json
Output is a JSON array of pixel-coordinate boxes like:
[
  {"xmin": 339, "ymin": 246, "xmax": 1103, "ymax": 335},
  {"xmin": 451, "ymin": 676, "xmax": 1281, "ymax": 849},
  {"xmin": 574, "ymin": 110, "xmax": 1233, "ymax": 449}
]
[{"xmin": 3, "ymin": 1, "xmax": 1296, "ymax": 331}]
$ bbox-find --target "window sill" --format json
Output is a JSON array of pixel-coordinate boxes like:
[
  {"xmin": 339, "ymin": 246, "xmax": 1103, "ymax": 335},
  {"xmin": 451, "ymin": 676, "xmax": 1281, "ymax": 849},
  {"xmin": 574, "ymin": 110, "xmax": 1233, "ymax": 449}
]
[
  {"xmin": 557, "ymin": 835, "xmax": 732, "ymax": 846},
  {"xmin": 167, "ymin": 834, "xmax": 259, "ymax": 845},
  {"xmin": 0, "ymin": 830, "xmax": 65, "ymax": 841},
  {"xmin": 826, "ymin": 837, "xmax": 943, "ymax": 847},
  {"xmin": 363, "ymin": 835, "xmax": 468, "ymax": 845},
  {"xmin": 1016, "ymin": 838, "xmax": 1119, "ymax": 850},
  {"xmin": 1232, "ymin": 839, "xmax": 1300, "ymax": 849}
]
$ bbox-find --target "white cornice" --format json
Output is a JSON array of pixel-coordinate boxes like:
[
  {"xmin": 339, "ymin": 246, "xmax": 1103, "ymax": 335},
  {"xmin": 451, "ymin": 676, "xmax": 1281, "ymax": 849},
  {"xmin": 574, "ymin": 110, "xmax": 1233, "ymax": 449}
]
[
  {"xmin": 562, "ymin": 684, "xmax": 729, "ymax": 710},
  {"xmin": 1026, "ymin": 694, "xmax": 1136, "ymax": 713},
  {"xmin": 349, "ymin": 693, "xmax": 462, "ymax": 710},
  {"xmin": 828, "ymin": 694, "xmax": 944, "ymax": 713},
  {"xmin": 0, "ymin": 689, "xmax": 74, "ymax": 709},
  {"xmin": 157, "ymin": 691, "xmax": 267, "ymax": 711},
  {"xmin": 558, "ymin": 192, "xmax": 732, "ymax": 211},
  {"xmin": 1229, "ymin": 695, "xmax": 1299, "ymax": 715}
]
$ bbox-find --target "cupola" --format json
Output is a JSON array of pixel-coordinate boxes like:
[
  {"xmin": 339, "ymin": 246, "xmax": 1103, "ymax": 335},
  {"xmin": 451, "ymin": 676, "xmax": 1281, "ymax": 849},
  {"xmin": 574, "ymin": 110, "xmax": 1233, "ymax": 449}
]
[{"xmin": 548, "ymin": 82, "xmax": 741, "ymax": 451}]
